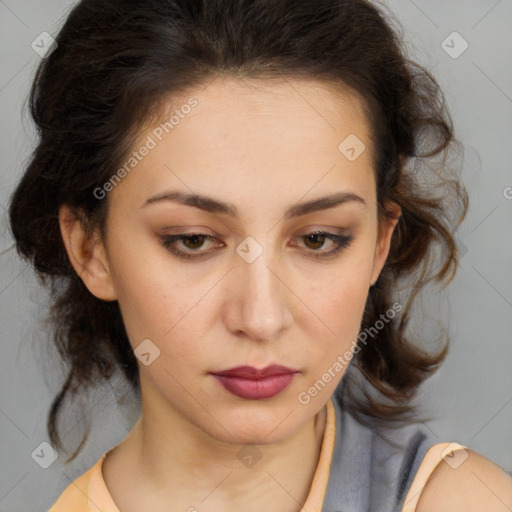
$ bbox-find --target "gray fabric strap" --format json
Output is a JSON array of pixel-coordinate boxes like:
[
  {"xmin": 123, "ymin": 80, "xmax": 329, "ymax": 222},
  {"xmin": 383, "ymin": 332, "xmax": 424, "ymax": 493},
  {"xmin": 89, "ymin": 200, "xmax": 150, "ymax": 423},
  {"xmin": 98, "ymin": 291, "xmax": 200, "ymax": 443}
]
[{"xmin": 321, "ymin": 395, "xmax": 437, "ymax": 512}]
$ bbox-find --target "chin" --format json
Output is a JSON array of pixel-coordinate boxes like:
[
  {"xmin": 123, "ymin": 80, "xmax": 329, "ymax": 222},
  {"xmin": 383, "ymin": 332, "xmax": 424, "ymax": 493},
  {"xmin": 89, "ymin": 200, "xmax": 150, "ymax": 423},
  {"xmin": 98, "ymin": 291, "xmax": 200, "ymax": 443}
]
[{"xmin": 210, "ymin": 404, "xmax": 306, "ymax": 445}]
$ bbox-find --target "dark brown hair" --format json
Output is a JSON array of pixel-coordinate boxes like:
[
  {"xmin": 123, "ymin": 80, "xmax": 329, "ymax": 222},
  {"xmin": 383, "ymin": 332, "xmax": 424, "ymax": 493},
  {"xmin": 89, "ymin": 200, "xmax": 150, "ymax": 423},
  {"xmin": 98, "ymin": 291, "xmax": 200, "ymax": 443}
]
[{"xmin": 9, "ymin": 0, "xmax": 468, "ymax": 462}]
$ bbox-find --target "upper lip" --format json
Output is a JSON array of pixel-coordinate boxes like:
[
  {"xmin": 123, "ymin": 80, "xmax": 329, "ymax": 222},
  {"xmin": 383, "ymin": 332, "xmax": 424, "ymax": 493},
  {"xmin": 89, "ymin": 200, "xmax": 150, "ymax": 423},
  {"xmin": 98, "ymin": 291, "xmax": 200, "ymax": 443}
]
[{"xmin": 211, "ymin": 365, "xmax": 299, "ymax": 379}]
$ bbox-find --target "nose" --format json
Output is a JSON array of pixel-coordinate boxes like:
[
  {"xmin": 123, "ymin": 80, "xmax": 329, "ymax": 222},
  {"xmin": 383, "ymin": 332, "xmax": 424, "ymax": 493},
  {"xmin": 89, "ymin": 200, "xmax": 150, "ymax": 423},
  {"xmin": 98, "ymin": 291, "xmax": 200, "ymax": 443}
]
[{"xmin": 223, "ymin": 242, "xmax": 293, "ymax": 343}]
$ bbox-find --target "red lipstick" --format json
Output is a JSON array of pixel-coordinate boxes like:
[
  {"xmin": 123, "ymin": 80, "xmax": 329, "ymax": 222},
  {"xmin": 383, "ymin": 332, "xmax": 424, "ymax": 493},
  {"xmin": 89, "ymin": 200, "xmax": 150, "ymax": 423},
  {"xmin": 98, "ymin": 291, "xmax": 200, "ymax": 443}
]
[{"xmin": 210, "ymin": 365, "xmax": 298, "ymax": 400}]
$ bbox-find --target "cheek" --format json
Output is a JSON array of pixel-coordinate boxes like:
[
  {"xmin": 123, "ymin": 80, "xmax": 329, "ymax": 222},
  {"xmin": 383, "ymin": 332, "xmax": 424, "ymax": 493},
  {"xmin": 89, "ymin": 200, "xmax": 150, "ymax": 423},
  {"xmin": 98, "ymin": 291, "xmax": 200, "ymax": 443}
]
[
  {"xmin": 294, "ymin": 265, "xmax": 371, "ymax": 408},
  {"xmin": 301, "ymin": 254, "xmax": 373, "ymax": 359},
  {"xmin": 105, "ymin": 235, "xmax": 194, "ymax": 347},
  {"xmin": 108, "ymin": 248, "xmax": 226, "ymax": 379},
  {"xmin": 314, "ymin": 279, "xmax": 368, "ymax": 345},
  {"xmin": 114, "ymin": 278, "xmax": 206, "ymax": 354}
]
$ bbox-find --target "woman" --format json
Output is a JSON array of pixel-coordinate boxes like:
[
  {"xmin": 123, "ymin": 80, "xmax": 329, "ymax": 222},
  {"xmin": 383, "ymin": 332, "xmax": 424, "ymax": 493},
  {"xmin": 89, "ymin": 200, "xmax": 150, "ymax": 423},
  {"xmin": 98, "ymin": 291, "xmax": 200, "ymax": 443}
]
[{"xmin": 8, "ymin": 0, "xmax": 512, "ymax": 510}]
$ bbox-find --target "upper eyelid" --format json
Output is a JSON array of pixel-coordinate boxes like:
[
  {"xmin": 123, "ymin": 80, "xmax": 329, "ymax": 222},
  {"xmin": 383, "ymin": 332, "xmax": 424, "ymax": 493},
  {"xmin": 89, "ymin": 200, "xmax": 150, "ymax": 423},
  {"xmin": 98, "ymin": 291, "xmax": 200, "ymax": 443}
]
[
  {"xmin": 160, "ymin": 225, "xmax": 350, "ymax": 237},
  {"xmin": 162, "ymin": 231, "xmax": 351, "ymax": 251},
  {"xmin": 163, "ymin": 229, "xmax": 347, "ymax": 241}
]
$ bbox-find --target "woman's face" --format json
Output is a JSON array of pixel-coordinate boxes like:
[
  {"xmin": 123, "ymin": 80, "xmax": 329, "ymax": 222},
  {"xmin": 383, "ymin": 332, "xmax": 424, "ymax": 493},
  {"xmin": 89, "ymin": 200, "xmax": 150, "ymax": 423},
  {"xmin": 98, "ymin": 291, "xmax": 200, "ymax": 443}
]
[{"xmin": 84, "ymin": 77, "xmax": 398, "ymax": 445}]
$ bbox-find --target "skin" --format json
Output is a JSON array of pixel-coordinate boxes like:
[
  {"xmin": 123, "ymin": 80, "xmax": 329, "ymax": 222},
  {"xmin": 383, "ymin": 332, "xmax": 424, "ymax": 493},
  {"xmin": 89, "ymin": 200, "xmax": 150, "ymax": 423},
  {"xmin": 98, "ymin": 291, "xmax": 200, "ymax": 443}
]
[
  {"xmin": 58, "ymin": 76, "xmax": 512, "ymax": 511},
  {"xmin": 416, "ymin": 449, "xmax": 512, "ymax": 512}
]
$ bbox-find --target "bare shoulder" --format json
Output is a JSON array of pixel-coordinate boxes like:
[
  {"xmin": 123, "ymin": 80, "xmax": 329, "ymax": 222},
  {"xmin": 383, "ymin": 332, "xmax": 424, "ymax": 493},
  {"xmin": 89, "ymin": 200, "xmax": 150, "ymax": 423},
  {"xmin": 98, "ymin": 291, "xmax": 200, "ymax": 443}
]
[{"xmin": 416, "ymin": 448, "xmax": 512, "ymax": 512}]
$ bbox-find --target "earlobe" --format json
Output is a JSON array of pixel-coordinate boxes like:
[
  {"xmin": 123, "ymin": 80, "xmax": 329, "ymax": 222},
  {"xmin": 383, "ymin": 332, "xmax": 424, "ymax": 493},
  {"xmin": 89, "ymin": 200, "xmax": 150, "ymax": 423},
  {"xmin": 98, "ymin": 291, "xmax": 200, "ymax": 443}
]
[
  {"xmin": 58, "ymin": 204, "xmax": 117, "ymax": 301},
  {"xmin": 370, "ymin": 201, "xmax": 402, "ymax": 287}
]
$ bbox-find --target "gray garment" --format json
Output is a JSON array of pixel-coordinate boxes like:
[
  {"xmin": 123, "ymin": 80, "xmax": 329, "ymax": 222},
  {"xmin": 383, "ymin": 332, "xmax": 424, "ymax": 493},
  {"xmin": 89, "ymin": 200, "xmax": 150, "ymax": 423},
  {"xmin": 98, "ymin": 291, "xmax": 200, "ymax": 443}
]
[{"xmin": 321, "ymin": 394, "xmax": 438, "ymax": 512}]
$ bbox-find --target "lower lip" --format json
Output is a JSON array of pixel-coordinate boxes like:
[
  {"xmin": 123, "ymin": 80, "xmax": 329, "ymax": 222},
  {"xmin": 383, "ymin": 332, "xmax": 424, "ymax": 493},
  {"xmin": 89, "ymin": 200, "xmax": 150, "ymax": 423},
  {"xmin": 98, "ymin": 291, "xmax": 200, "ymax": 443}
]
[{"xmin": 211, "ymin": 373, "xmax": 297, "ymax": 400}]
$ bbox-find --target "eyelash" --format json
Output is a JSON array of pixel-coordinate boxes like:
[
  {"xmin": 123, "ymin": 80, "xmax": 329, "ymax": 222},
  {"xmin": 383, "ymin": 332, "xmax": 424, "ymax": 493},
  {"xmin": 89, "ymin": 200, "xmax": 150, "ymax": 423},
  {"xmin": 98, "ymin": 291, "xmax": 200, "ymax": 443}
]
[{"xmin": 160, "ymin": 231, "xmax": 354, "ymax": 260}]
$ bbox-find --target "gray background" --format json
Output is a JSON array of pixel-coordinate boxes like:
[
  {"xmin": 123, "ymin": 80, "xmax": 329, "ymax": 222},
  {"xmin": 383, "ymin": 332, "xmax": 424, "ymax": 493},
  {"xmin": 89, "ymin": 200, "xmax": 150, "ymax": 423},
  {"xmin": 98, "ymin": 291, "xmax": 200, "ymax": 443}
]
[{"xmin": 1, "ymin": 1, "xmax": 511, "ymax": 510}]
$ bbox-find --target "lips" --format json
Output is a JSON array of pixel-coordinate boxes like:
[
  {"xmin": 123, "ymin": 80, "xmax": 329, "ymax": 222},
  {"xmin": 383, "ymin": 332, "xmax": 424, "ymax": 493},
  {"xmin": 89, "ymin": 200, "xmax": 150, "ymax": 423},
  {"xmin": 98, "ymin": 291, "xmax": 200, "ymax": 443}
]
[
  {"xmin": 212, "ymin": 365, "xmax": 298, "ymax": 379},
  {"xmin": 210, "ymin": 365, "xmax": 299, "ymax": 400}
]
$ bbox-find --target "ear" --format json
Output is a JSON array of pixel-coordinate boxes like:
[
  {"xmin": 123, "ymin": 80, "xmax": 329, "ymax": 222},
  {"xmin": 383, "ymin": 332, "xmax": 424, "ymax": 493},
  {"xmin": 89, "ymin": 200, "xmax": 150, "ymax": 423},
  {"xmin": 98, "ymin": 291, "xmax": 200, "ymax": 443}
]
[
  {"xmin": 58, "ymin": 204, "xmax": 117, "ymax": 301},
  {"xmin": 369, "ymin": 201, "xmax": 401, "ymax": 286}
]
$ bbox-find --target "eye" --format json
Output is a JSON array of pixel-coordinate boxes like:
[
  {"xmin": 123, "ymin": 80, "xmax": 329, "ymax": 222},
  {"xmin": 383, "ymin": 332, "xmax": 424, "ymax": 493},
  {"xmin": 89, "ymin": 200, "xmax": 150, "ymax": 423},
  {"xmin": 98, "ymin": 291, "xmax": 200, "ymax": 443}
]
[
  {"xmin": 160, "ymin": 233, "xmax": 222, "ymax": 260},
  {"xmin": 160, "ymin": 230, "xmax": 354, "ymax": 261},
  {"xmin": 294, "ymin": 231, "xmax": 354, "ymax": 258}
]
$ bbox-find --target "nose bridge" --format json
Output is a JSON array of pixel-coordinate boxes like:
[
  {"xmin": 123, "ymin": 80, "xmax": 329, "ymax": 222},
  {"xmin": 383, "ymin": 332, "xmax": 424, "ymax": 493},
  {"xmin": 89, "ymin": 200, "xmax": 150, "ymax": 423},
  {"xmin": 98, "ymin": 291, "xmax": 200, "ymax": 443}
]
[{"xmin": 230, "ymin": 235, "xmax": 292, "ymax": 340}]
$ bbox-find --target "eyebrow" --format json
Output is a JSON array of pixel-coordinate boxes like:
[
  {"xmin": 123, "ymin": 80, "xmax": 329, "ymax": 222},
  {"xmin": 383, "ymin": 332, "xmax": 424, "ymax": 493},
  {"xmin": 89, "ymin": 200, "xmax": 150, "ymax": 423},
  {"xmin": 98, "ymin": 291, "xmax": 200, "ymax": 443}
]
[{"xmin": 142, "ymin": 190, "xmax": 366, "ymax": 219}]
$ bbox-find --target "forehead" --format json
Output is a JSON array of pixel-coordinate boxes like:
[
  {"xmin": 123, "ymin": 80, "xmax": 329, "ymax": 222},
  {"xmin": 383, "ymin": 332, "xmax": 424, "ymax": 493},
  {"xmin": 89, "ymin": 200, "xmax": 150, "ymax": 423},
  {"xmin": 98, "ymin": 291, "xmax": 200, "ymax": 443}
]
[
  {"xmin": 157, "ymin": 76, "xmax": 372, "ymax": 143},
  {"xmin": 109, "ymin": 76, "xmax": 376, "ymax": 211}
]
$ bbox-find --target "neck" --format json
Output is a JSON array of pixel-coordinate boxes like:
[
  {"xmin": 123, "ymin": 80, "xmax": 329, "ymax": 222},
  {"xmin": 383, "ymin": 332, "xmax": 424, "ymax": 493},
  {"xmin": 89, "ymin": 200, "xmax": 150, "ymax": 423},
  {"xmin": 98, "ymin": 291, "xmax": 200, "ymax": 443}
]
[{"xmin": 107, "ymin": 396, "xmax": 328, "ymax": 512}]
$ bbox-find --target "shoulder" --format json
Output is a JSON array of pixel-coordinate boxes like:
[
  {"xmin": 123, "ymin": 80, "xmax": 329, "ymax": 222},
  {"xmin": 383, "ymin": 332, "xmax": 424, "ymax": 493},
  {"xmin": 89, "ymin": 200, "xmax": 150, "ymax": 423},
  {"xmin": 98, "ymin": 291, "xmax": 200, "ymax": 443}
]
[{"xmin": 416, "ymin": 448, "xmax": 512, "ymax": 512}]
